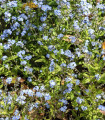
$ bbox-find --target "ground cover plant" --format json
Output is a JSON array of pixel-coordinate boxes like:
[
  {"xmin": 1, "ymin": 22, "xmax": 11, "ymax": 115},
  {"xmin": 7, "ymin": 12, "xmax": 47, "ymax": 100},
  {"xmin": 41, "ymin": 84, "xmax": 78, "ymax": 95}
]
[{"xmin": 1, "ymin": 0, "xmax": 105, "ymax": 120}]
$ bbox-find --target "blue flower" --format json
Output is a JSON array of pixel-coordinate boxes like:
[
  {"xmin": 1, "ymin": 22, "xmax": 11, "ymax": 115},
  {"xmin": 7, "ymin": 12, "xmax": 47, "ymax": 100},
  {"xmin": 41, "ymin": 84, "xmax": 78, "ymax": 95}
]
[
  {"xmin": 43, "ymin": 36, "xmax": 48, "ymax": 40},
  {"xmin": 81, "ymin": 106, "xmax": 87, "ymax": 111},
  {"xmin": 2, "ymin": 55, "xmax": 8, "ymax": 61},
  {"xmin": 73, "ymin": 20, "xmax": 80, "ymax": 31},
  {"xmin": 18, "ymin": 17, "xmax": 23, "ymax": 22},
  {"xmin": 3, "ymin": 44, "xmax": 11, "ymax": 50},
  {"xmin": 67, "ymin": 62, "xmax": 76, "ymax": 69},
  {"xmin": 45, "ymin": 103, "xmax": 50, "ymax": 108},
  {"xmin": 16, "ymin": 95, "xmax": 26, "ymax": 105},
  {"xmin": 59, "ymin": 99, "xmax": 68, "ymax": 105},
  {"xmin": 76, "ymin": 79, "xmax": 80, "ymax": 85},
  {"xmin": 44, "ymin": 93, "xmax": 51, "ymax": 101},
  {"xmin": 76, "ymin": 97, "xmax": 84, "ymax": 104},
  {"xmin": 6, "ymin": 77, "xmax": 12, "ymax": 84},
  {"xmin": 46, "ymin": 54, "xmax": 50, "ymax": 58},
  {"xmin": 12, "ymin": 116, "xmax": 20, "ymax": 120},
  {"xmin": 54, "ymin": 9, "xmax": 61, "ymax": 16},
  {"xmin": 21, "ymin": 31, "xmax": 26, "ymax": 36},
  {"xmin": 66, "ymin": 83, "xmax": 73, "ymax": 88},
  {"xmin": 7, "ymin": 1, "xmax": 17, "ymax": 7},
  {"xmin": 40, "ymin": 16, "xmax": 47, "ymax": 22},
  {"xmin": 96, "ymin": 94, "xmax": 101, "ymax": 99},
  {"xmin": 37, "ymin": 41, "xmax": 43, "ymax": 45},
  {"xmin": 16, "ymin": 41, "xmax": 24, "ymax": 47},
  {"xmin": 36, "ymin": 92, "xmax": 43, "ymax": 97},
  {"xmin": 40, "ymin": 85, "xmax": 45, "ymax": 91},
  {"xmin": 27, "ymin": 77, "xmax": 32, "ymax": 82},
  {"xmin": 33, "ymin": 86, "xmax": 39, "ymax": 91},
  {"xmin": 48, "ymin": 45, "xmax": 55, "ymax": 51},
  {"xmin": 88, "ymin": 29, "xmax": 94, "ymax": 35},
  {"xmin": 57, "ymin": 34, "xmax": 64, "ymax": 39},
  {"xmin": 49, "ymin": 80, "xmax": 56, "ymax": 88},
  {"xmin": 60, "ymin": 63, "xmax": 66, "ymax": 67},
  {"xmin": 98, "ymin": 105, "xmax": 105, "ymax": 111},
  {"xmin": 20, "ymin": 61, "xmax": 27, "ymax": 65},
  {"xmin": 4, "ymin": 11, "xmax": 11, "ymax": 17},
  {"xmin": 64, "ymin": 50, "xmax": 72, "ymax": 57},
  {"xmin": 24, "ymin": 55, "xmax": 32, "ymax": 60},
  {"xmin": 75, "ymin": 107, "xmax": 78, "ymax": 110},
  {"xmin": 34, "ymin": 102, "xmax": 39, "ymax": 108},
  {"xmin": 95, "ymin": 74, "xmax": 100, "ymax": 80},
  {"xmin": 60, "ymin": 106, "xmax": 67, "ymax": 112},
  {"xmin": 27, "ymin": 89, "xmax": 34, "ymax": 97},
  {"xmin": 65, "ymin": 77, "xmax": 72, "ymax": 82},
  {"xmin": 69, "ymin": 36, "xmax": 76, "ymax": 43},
  {"xmin": 103, "ymin": 57, "xmax": 105, "ymax": 60},
  {"xmin": 41, "ymin": 5, "xmax": 51, "ymax": 12}
]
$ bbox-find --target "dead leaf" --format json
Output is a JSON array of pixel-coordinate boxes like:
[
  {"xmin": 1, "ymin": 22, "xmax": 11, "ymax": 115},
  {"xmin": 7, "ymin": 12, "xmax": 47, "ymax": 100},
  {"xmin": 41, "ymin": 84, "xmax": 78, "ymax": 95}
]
[
  {"xmin": 61, "ymin": 79, "xmax": 65, "ymax": 85},
  {"xmin": 100, "ymin": 110, "xmax": 105, "ymax": 115}
]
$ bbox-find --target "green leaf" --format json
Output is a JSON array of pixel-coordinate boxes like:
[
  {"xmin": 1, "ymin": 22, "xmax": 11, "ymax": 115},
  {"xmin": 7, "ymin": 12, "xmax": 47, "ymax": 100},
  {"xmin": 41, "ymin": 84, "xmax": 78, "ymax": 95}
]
[
  {"xmin": 98, "ymin": 73, "xmax": 105, "ymax": 83},
  {"xmin": 4, "ymin": 55, "xmax": 18, "ymax": 63},
  {"xmin": 0, "ymin": 84, "xmax": 3, "ymax": 89},
  {"xmin": 35, "ymin": 58, "xmax": 46, "ymax": 63}
]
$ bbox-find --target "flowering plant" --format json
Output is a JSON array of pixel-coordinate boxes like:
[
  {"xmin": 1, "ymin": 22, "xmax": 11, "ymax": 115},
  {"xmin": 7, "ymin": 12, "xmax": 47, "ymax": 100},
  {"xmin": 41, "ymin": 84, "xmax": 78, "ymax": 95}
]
[{"xmin": 0, "ymin": 0, "xmax": 105, "ymax": 120}]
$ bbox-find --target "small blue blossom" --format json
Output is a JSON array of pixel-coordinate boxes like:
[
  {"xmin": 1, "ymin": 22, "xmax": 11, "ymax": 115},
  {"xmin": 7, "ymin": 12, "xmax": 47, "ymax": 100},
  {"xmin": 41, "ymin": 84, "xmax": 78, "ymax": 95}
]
[
  {"xmin": 16, "ymin": 41, "xmax": 24, "ymax": 47},
  {"xmin": 40, "ymin": 16, "xmax": 47, "ymax": 22},
  {"xmin": 76, "ymin": 97, "xmax": 84, "ymax": 104},
  {"xmin": 33, "ymin": 86, "xmax": 39, "ymax": 91},
  {"xmin": 24, "ymin": 55, "xmax": 32, "ymax": 60},
  {"xmin": 65, "ymin": 77, "xmax": 72, "ymax": 82},
  {"xmin": 96, "ymin": 94, "xmax": 101, "ymax": 99},
  {"xmin": 66, "ymin": 83, "xmax": 73, "ymax": 88},
  {"xmin": 16, "ymin": 95, "xmax": 26, "ymax": 105},
  {"xmin": 60, "ymin": 63, "xmax": 66, "ymax": 67},
  {"xmin": 98, "ymin": 105, "xmax": 105, "ymax": 111},
  {"xmin": 64, "ymin": 50, "xmax": 72, "ymax": 57},
  {"xmin": 12, "ymin": 115, "xmax": 20, "ymax": 120},
  {"xmin": 60, "ymin": 106, "xmax": 67, "ymax": 112},
  {"xmin": 34, "ymin": 102, "xmax": 39, "ymax": 108},
  {"xmin": 20, "ymin": 61, "xmax": 27, "ymax": 65},
  {"xmin": 88, "ymin": 29, "xmax": 94, "ymax": 35},
  {"xmin": 54, "ymin": 9, "xmax": 61, "ymax": 16},
  {"xmin": 75, "ymin": 107, "xmax": 78, "ymax": 110},
  {"xmin": 4, "ymin": 11, "xmax": 11, "ymax": 18},
  {"xmin": 57, "ymin": 34, "xmax": 64, "ymax": 39},
  {"xmin": 76, "ymin": 79, "xmax": 80, "ymax": 85},
  {"xmin": 46, "ymin": 54, "xmax": 50, "ymax": 58},
  {"xmin": 27, "ymin": 77, "xmax": 32, "ymax": 82},
  {"xmin": 41, "ymin": 5, "xmax": 51, "ymax": 12},
  {"xmin": 21, "ymin": 31, "xmax": 26, "ymax": 36},
  {"xmin": 44, "ymin": 93, "xmax": 51, "ymax": 101},
  {"xmin": 37, "ymin": 41, "xmax": 43, "ymax": 45},
  {"xmin": 7, "ymin": 1, "xmax": 17, "ymax": 7},
  {"xmin": 45, "ymin": 102, "xmax": 50, "ymax": 108},
  {"xmin": 40, "ymin": 85, "xmax": 45, "ymax": 91},
  {"xmin": 36, "ymin": 92, "xmax": 43, "ymax": 97},
  {"xmin": 6, "ymin": 77, "xmax": 12, "ymax": 84},
  {"xmin": 43, "ymin": 36, "xmax": 48, "ymax": 40},
  {"xmin": 48, "ymin": 45, "xmax": 55, "ymax": 51},
  {"xmin": 49, "ymin": 80, "xmax": 56, "ymax": 88},
  {"xmin": 81, "ymin": 106, "xmax": 87, "ymax": 111},
  {"xmin": 59, "ymin": 99, "xmax": 68, "ymax": 105},
  {"xmin": 67, "ymin": 62, "xmax": 76, "ymax": 69},
  {"xmin": 69, "ymin": 36, "xmax": 76, "ymax": 43},
  {"xmin": 95, "ymin": 74, "xmax": 100, "ymax": 80},
  {"xmin": 2, "ymin": 55, "xmax": 7, "ymax": 61},
  {"xmin": 103, "ymin": 56, "xmax": 105, "ymax": 60}
]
